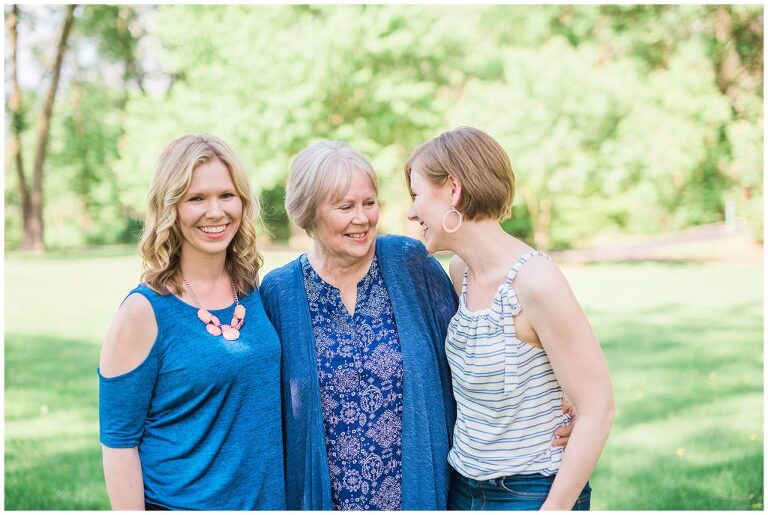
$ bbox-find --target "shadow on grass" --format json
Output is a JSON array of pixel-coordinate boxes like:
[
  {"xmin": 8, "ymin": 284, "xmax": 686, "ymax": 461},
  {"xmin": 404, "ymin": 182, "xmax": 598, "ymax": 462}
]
[
  {"xmin": 595, "ymin": 450, "xmax": 763, "ymax": 510},
  {"xmin": 591, "ymin": 300, "xmax": 764, "ymax": 509},
  {"xmin": 5, "ymin": 333, "xmax": 108, "ymax": 509},
  {"xmin": 598, "ymin": 303, "xmax": 762, "ymax": 427},
  {"xmin": 5, "ymin": 437, "xmax": 109, "ymax": 510},
  {"xmin": 5, "ymin": 333, "xmax": 100, "ymax": 415},
  {"xmin": 595, "ymin": 433, "xmax": 763, "ymax": 510}
]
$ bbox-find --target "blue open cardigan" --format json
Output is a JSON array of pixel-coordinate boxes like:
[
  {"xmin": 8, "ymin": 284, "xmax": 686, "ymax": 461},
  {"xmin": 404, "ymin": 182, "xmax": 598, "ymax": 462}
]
[{"xmin": 261, "ymin": 235, "xmax": 458, "ymax": 510}]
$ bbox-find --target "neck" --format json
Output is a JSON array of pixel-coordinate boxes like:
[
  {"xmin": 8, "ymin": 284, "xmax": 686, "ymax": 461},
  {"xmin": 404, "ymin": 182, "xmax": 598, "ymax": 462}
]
[
  {"xmin": 308, "ymin": 239, "xmax": 376, "ymax": 288},
  {"xmin": 179, "ymin": 246, "xmax": 228, "ymax": 285},
  {"xmin": 447, "ymin": 220, "xmax": 528, "ymax": 275}
]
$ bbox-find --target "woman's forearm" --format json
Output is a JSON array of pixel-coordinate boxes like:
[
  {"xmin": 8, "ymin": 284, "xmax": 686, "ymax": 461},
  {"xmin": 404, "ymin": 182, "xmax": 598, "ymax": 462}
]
[
  {"xmin": 540, "ymin": 406, "xmax": 615, "ymax": 510},
  {"xmin": 102, "ymin": 445, "xmax": 146, "ymax": 510}
]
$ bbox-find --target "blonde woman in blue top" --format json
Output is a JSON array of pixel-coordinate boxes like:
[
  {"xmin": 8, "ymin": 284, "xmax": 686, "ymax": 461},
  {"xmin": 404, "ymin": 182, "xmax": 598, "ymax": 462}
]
[
  {"xmin": 404, "ymin": 127, "xmax": 614, "ymax": 510},
  {"xmin": 98, "ymin": 135, "xmax": 285, "ymax": 510}
]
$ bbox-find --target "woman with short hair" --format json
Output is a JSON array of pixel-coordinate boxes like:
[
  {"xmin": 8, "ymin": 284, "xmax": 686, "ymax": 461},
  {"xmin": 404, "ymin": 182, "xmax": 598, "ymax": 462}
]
[
  {"xmin": 98, "ymin": 134, "xmax": 285, "ymax": 510},
  {"xmin": 405, "ymin": 126, "xmax": 614, "ymax": 510}
]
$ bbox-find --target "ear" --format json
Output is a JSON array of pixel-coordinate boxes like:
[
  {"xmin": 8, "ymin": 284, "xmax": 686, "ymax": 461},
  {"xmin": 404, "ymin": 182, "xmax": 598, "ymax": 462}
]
[{"xmin": 447, "ymin": 175, "xmax": 462, "ymax": 207}]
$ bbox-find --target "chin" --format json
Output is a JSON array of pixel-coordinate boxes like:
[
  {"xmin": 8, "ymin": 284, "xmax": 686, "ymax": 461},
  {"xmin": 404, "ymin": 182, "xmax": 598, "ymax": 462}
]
[
  {"xmin": 353, "ymin": 241, "xmax": 375, "ymax": 257},
  {"xmin": 425, "ymin": 236, "xmax": 447, "ymax": 255}
]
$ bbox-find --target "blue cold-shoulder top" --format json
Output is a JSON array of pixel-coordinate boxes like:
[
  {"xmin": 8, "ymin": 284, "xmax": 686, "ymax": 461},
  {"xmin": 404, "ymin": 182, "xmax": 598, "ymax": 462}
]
[{"xmin": 98, "ymin": 283, "xmax": 286, "ymax": 510}]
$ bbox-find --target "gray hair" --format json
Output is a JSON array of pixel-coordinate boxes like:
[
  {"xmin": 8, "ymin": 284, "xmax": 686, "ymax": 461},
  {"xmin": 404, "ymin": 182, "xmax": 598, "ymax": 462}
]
[{"xmin": 285, "ymin": 140, "xmax": 379, "ymax": 233}]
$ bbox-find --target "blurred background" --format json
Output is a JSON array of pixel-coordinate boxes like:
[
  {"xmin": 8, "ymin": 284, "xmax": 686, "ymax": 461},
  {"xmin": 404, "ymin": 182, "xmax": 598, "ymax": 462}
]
[{"xmin": 4, "ymin": 4, "xmax": 763, "ymax": 510}]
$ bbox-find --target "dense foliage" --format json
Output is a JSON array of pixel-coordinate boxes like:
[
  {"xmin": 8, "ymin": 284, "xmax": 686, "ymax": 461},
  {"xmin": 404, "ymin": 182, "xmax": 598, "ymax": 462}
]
[{"xmin": 4, "ymin": 5, "xmax": 763, "ymax": 250}]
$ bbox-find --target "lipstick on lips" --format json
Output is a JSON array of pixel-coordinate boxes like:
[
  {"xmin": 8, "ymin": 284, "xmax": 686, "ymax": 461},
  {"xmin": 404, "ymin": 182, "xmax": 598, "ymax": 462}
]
[{"xmin": 198, "ymin": 224, "xmax": 228, "ymax": 240}]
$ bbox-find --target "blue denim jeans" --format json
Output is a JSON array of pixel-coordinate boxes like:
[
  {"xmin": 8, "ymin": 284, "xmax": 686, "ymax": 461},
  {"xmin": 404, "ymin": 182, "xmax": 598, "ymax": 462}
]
[{"xmin": 448, "ymin": 469, "xmax": 592, "ymax": 511}]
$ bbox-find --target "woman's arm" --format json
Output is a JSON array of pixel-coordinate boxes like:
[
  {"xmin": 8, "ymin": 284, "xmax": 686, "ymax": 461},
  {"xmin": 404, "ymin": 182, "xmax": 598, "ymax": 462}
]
[
  {"xmin": 99, "ymin": 293, "xmax": 158, "ymax": 510},
  {"xmin": 519, "ymin": 259, "xmax": 615, "ymax": 510},
  {"xmin": 102, "ymin": 446, "xmax": 145, "ymax": 510}
]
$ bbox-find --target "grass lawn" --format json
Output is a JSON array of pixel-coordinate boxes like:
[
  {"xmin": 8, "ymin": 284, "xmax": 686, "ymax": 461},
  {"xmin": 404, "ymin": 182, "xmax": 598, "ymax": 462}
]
[{"xmin": 4, "ymin": 248, "xmax": 763, "ymax": 509}]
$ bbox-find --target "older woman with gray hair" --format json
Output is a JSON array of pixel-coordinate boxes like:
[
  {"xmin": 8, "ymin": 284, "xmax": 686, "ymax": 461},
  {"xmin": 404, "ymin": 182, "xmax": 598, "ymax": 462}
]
[{"xmin": 261, "ymin": 141, "xmax": 457, "ymax": 510}]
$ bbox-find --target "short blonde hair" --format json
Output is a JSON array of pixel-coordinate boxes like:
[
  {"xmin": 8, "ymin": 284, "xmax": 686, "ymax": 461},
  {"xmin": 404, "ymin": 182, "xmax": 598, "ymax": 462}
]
[
  {"xmin": 139, "ymin": 134, "xmax": 263, "ymax": 296},
  {"xmin": 286, "ymin": 140, "xmax": 379, "ymax": 233},
  {"xmin": 405, "ymin": 126, "xmax": 515, "ymax": 221}
]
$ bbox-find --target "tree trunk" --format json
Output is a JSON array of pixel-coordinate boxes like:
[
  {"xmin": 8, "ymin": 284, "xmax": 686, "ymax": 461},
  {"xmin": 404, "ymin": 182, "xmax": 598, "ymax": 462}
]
[
  {"xmin": 6, "ymin": 5, "xmax": 33, "ymax": 247},
  {"xmin": 711, "ymin": 6, "xmax": 762, "ymax": 211},
  {"xmin": 712, "ymin": 6, "xmax": 750, "ymax": 115},
  {"xmin": 23, "ymin": 4, "xmax": 77, "ymax": 251}
]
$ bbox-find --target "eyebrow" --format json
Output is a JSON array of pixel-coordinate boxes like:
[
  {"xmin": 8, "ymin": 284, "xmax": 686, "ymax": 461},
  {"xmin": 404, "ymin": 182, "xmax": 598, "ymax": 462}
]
[{"xmin": 184, "ymin": 188, "xmax": 235, "ymax": 197}]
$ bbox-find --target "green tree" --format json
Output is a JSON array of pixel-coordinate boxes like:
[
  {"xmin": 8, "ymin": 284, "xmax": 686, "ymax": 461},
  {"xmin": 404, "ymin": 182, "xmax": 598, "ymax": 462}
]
[
  {"xmin": 449, "ymin": 5, "xmax": 761, "ymax": 248},
  {"xmin": 114, "ymin": 5, "xmax": 474, "ymax": 239},
  {"xmin": 5, "ymin": 5, "xmax": 761, "ymax": 249},
  {"xmin": 5, "ymin": 4, "xmax": 76, "ymax": 251}
]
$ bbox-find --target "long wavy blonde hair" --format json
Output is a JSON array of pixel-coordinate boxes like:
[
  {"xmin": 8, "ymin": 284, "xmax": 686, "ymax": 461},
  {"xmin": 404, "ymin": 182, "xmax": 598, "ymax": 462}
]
[{"xmin": 138, "ymin": 134, "xmax": 263, "ymax": 296}]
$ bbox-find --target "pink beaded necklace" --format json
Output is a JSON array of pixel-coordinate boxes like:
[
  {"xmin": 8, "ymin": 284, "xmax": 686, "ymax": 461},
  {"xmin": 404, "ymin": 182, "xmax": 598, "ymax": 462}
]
[{"xmin": 182, "ymin": 273, "xmax": 246, "ymax": 341}]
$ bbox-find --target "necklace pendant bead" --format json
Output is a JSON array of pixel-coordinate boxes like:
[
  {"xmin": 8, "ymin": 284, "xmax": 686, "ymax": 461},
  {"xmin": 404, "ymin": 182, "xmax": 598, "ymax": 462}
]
[
  {"xmin": 222, "ymin": 326, "xmax": 240, "ymax": 341},
  {"xmin": 184, "ymin": 273, "xmax": 244, "ymax": 341},
  {"xmin": 197, "ymin": 309, "xmax": 212, "ymax": 324}
]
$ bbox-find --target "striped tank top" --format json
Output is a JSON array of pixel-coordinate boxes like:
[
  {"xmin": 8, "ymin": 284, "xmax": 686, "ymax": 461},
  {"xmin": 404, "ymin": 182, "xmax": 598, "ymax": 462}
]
[{"xmin": 445, "ymin": 251, "xmax": 568, "ymax": 480}]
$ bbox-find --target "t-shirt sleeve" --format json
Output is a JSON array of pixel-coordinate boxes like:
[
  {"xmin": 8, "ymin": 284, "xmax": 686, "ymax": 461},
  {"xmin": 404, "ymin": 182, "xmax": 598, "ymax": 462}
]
[{"xmin": 98, "ymin": 344, "xmax": 159, "ymax": 448}]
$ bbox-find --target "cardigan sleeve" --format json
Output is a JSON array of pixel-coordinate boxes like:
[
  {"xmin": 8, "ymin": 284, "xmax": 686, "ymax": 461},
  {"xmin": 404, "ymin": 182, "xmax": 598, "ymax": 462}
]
[
  {"xmin": 422, "ymin": 254, "xmax": 459, "ymax": 342},
  {"xmin": 419, "ymin": 251, "xmax": 459, "ymax": 432},
  {"xmin": 259, "ymin": 262, "xmax": 335, "ymax": 510},
  {"xmin": 260, "ymin": 274, "xmax": 279, "ymax": 332},
  {"xmin": 396, "ymin": 236, "xmax": 458, "ymax": 339},
  {"xmin": 379, "ymin": 235, "xmax": 456, "ymax": 509}
]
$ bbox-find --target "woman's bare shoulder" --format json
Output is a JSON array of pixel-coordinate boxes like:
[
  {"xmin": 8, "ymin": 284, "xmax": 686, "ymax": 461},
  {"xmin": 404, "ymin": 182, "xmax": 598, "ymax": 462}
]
[
  {"xmin": 99, "ymin": 292, "xmax": 158, "ymax": 378},
  {"xmin": 514, "ymin": 253, "xmax": 570, "ymax": 300}
]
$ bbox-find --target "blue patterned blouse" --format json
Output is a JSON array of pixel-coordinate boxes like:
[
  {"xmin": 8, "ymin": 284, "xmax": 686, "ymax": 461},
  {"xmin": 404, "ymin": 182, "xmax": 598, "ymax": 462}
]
[{"xmin": 301, "ymin": 254, "xmax": 404, "ymax": 511}]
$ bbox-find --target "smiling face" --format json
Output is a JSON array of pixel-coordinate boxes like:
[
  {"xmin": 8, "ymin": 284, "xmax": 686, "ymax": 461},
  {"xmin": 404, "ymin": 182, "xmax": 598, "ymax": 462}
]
[
  {"xmin": 313, "ymin": 168, "xmax": 379, "ymax": 264},
  {"xmin": 407, "ymin": 163, "xmax": 456, "ymax": 254},
  {"xmin": 176, "ymin": 158, "xmax": 243, "ymax": 261}
]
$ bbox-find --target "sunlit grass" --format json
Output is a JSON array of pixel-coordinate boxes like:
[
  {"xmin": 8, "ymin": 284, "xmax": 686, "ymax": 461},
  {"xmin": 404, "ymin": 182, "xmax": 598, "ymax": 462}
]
[{"xmin": 4, "ymin": 249, "xmax": 763, "ymax": 509}]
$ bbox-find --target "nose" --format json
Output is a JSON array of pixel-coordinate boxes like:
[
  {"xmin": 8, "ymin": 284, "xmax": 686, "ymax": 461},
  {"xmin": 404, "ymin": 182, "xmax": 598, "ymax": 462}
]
[
  {"xmin": 407, "ymin": 204, "xmax": 418, "ymax": 222},
  {"xmin": 206, "ymin": 198, "xmax": 224, "ymax": 218},
  {"xmin": 352, "ymin": 205, "xmax": 369, "ymax": 225}
]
